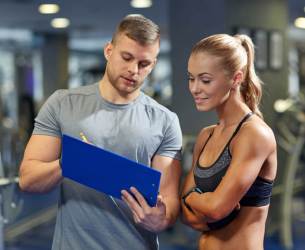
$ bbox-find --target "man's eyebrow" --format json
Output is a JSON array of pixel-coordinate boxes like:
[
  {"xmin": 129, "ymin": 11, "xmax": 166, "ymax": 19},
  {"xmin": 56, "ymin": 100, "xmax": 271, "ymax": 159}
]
[
  {"xmin": 120, "ymin": 52, "xmax": 152, "ymax": 63},
  {"xmin": 140, "ymin": 59, "xmax": 153, "ymax": 64},
  {"xmin": 121, "ymin": 51, "xmax": 133, "ymax": 57}
]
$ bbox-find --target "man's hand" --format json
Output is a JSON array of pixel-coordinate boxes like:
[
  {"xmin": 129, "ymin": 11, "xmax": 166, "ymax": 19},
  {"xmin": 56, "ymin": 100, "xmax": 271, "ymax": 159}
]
[{"xmin": 121, "ymin": 187, "xmax": 168, "ymax": 232}]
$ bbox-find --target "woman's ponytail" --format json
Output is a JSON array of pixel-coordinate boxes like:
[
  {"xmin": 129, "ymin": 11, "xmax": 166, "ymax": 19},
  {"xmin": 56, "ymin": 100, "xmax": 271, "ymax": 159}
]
[{"xmin": 235, "ymin": 34, "xmax": 263, "ymax": 118}]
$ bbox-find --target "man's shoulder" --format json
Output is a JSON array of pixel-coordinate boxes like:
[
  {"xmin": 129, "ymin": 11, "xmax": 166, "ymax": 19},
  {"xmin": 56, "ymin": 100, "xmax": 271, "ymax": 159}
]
[
  {"xmin": 64, "ymin": 83, "xmax": 97, "ymax": 96},
  {"xmin": 51, "ymin": 83, "xmax": 98, "ymax": 101}
]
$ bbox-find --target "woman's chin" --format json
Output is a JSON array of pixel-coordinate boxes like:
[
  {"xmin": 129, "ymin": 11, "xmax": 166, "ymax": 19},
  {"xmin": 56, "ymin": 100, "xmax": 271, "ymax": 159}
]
[{"xmin": 195, "ymin": 104, "xmax": 210, "ymax": 112}]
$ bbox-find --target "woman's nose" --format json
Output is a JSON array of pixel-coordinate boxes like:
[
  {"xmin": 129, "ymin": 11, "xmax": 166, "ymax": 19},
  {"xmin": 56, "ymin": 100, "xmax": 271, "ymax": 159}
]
[{"xmin": 190, "ymin": 80, "xmax": 201, "ymax": 94}]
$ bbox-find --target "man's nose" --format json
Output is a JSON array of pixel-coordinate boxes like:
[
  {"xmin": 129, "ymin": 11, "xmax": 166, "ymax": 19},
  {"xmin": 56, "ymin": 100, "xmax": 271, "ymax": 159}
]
[{"xmin": 127, "ymin": 62, "xmax": 139, "ymax": 74}]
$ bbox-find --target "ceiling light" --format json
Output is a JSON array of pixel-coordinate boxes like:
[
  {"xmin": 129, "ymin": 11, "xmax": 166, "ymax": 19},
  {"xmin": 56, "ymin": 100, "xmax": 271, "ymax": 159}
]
[
  {"xmin": 274, "ymin": 99, "xmax": 293, "ymax": 113},
  {"xmin": 130, "ymin": 0, "xmax": 152, "ymax": 8},
  {"xmin": 39, "ymin": 4, "xmax": 60, "ymax": 14},
  {"xmin": 51, "ymin": 18, "xmax": 70, "ymax": 29},
  {"xmin": 294, "ymin": 17, "xmax": 305, "ymax": 29}
]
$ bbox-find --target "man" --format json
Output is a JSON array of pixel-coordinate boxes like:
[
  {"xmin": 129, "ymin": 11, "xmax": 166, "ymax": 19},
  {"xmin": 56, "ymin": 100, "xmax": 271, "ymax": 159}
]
[{"xmin": 19, "ymin": 14, "xmax": 182, "ymax": 250}]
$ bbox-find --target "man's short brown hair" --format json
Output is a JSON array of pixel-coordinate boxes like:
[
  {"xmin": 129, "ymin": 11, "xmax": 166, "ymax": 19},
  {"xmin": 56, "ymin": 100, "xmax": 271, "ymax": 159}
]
[{"xmin": 112, "ymin": 14, "xmax": 160, "ymax": 46}]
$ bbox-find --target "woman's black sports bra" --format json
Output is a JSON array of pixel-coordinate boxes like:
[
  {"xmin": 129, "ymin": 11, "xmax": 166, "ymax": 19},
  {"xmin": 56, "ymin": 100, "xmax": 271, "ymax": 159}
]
[{"xmin": 193, "ymin": 112, "xmax": 273, "ymax": 230}]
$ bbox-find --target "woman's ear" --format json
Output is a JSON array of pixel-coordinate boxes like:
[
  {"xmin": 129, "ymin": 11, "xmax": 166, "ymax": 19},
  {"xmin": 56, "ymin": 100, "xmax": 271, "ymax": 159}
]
[
  {"xmin": 232, "ymin": 70, "xmax": 244, "ymax": 89},
  {"xmin": 104, "ymin": 42, "xmax": 113, "ymax": 61}
]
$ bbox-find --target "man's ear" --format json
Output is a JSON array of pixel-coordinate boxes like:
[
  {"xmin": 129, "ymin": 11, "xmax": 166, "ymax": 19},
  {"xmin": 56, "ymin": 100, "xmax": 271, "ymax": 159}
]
[
  {"xmin": 232, "ymin": 70, "xmax": 243, "ymax": 89},
  {"xmin": 146, "ymin": 58, "xmax": 157, "ymax": 75},
  {"xmin": 150, "ymin": 58, "xmax": 157, "ymax": 71},
  {"xmin": 153, "ymin": 58, "xmax": 158, "ymax": 67},
  {"xmin": 104, "ymin": 42, "xmax": 113, "ymax": 61}
]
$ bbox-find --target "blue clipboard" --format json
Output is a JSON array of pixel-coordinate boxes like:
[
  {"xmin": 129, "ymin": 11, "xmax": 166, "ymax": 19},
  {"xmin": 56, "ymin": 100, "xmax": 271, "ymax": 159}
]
[{"xmin": 61, "ymin": 134, "xmax": 161, "ymax": 206}]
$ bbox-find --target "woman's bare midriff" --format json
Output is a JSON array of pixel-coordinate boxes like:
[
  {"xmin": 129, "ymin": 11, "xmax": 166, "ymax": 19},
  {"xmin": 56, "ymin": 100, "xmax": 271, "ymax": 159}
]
[{"xmin": 199, "ymin": 206, "xmax": 269, "ymax": 250}]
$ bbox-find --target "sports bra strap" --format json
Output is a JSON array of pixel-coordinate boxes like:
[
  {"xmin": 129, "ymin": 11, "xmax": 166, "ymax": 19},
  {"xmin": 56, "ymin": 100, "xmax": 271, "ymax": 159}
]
[
  {"xmin": 198, "ymin": 128, "xmax": 214, "ymax": 157},
  {"xmin": 197, "ymin": 112, "xmax": 253, "ymax": 160},
  {"xmin": 226, "ymin": 112, "xmax": 253, "ymax": 146}
]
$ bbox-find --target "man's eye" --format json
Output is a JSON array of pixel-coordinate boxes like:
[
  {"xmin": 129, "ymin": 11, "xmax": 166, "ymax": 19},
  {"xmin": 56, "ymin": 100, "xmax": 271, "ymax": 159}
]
[{"xmin": 139, "ymin": 62, "xmax": 150, "ymax": 68}]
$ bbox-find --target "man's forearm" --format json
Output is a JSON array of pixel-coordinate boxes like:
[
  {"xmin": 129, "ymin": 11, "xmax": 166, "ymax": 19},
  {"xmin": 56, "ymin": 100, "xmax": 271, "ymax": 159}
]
[
  {"xmin": 19, "ymin": 159, "xmax": 63, "ymax": 193},
  {"xmin": 163, "ymin": 197, "xmax": 180, "ymax": 228},
  {"xmin": 149, "ymin": 197, "xmax": 180, "ymax": 233}
]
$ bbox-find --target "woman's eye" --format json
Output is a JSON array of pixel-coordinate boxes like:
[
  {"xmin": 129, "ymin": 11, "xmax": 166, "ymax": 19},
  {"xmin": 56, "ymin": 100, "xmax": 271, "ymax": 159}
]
[{"xmin": 201, "ymin": 79, "xmax": 211, "ymax": 84}]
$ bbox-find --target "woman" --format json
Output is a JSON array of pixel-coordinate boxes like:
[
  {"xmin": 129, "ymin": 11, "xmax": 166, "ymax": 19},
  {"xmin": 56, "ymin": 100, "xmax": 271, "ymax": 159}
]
[{"xmin": 181, "ymin": 34, "xmax": 277, "ymax": 250}]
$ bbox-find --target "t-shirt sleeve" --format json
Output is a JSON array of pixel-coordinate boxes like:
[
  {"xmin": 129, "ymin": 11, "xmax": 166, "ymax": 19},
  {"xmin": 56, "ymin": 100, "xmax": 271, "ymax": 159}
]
[
  {"xmin": 156, "ymin": 113, "xmax": 182, "ymax": 160},
  {"xmin": 32, "ymin": 90, "xmax": 62, "ymax": 138}
]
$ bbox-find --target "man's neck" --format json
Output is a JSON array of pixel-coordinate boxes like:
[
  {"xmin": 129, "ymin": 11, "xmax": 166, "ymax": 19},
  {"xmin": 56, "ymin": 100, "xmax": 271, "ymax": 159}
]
[{"xmin": 98, "ymin": 79, "xmax": 140, "ymax": 105}]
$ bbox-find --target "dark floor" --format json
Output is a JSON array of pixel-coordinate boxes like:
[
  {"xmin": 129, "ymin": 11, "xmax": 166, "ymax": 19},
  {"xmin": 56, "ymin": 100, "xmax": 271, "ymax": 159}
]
[{"xmin": 4, "ymin": 218, "xmax": 305, "ymax": 250}]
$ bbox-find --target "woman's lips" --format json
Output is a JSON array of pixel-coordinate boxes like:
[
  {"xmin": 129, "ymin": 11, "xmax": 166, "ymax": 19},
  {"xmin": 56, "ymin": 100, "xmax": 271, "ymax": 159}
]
[{"xmin": 194, "ymin": 97, "xmax": 208, "ymax": 104}]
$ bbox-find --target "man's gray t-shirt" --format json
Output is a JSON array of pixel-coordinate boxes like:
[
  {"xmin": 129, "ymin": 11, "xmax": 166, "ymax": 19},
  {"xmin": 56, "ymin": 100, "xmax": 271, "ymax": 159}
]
[{"xmin": 33, "ymin": 83, "xmax": 182, "ymax": 250}]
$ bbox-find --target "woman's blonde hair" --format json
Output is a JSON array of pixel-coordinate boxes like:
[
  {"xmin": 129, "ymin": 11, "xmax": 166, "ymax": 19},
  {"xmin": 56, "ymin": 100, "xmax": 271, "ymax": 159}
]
[{"xmin": 191, "ymin": 34, "xmax": 263, "ymax": 118}]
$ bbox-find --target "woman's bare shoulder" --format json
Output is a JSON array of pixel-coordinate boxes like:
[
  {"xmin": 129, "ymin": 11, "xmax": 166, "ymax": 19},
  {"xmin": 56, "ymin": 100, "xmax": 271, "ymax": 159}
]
[
  {"xmin": 194, "ymin": 124, "xmax": 217, "ymax": 152},
  {"xmin": 237, "ymin": 116, "xmax": 276, "ymax": 151}
]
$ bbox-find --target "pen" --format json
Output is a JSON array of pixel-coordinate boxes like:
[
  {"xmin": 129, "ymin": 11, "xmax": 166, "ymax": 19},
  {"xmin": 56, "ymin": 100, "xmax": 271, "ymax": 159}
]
[{"xmin": 80, "ymin": 132, "xmax": 89, "ymax": 143}]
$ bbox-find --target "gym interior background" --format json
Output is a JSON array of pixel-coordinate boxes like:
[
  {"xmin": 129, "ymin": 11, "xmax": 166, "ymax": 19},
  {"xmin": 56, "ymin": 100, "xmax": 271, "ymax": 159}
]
[{"xmin": 0, "ymin": 0, "xmax": 305, "ymax": 249}]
